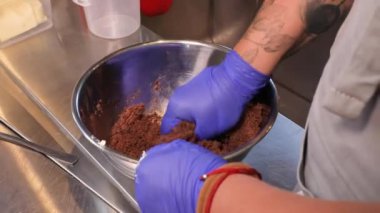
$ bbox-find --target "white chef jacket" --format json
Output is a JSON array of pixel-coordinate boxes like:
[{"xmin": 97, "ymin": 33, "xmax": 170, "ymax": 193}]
[{"xmin": 297, "ymin": 0, "xmax": 380, "ymax": 201}]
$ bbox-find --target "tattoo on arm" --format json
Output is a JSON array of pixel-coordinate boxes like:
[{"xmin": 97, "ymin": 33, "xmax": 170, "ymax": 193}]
[
  {"xmin": 284, "ymin": 0, "xmax": 353, "ymax": 57},
  {"xmin": 238, "ymin": 0, "xmax": 353, "ymax": 63},
  {"xmin": 239, "ymin": 1, "xmax": 297, "ymax": 63},
  {"xmin": 302, "ymin": 0, "xmax": 348, "ymax": 34}
]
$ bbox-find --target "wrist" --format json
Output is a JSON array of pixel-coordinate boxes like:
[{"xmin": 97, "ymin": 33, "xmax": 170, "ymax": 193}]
[
  {"xmin": 197, "ymin": 162, "xmax": 261, "ymax": 213},
  {"xmin": 223, "ymin": 50, "xmax": 270, "ymax": 98}
]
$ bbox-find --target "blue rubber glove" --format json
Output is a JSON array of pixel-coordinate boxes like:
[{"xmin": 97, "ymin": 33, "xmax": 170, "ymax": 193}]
[
  {"xmin": 135, "ymin": 139, "xmax": 226, "ymax": 213},
  {"xmin": 161, "ymin": 50, "xmax": 269, "ymax": 139}
]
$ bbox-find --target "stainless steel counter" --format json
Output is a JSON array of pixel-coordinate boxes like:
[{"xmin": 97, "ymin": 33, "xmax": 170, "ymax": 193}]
[{"xmin": 0, "ymin": 0, "xmax": 304, "ymax": 212}]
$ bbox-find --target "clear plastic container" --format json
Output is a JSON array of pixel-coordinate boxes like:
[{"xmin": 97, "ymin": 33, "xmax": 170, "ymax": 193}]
[
  {"xmin": 0, "ymin": 0, "xmax": 53, "ymax": 48},
  {"xmin": 73, "ymin": 0, "xmax": 140, "ymax": 39}
]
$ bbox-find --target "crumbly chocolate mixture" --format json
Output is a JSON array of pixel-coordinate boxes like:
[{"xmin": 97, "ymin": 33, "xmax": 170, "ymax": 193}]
[{"xmin": 108, "ymin": 103, "xmax": 270, "ymax": 159}]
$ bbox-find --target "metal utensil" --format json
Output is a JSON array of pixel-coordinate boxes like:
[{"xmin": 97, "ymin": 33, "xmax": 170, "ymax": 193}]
[{"xmin": 0, "ymin": 132, "xmax": 78, "ymax": 165}]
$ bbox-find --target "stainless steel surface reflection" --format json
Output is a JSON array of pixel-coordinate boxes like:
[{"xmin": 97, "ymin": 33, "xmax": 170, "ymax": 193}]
[
  {"xmin": 0, "ymin": 75, "xmax": 121, "ymax": 213},
  {"xmin": 0, "ymin": 124, "xmax": 111, "ymax": 213},
  {"xmin": 73, "ymin": 40, "xmax": 278, "ymax": 178},
  {"xmin": 0, "ymin": 0, "xmax": 159, "ymax": 211},
  {"xmin": 0, "ymin": 132, "xmax": 78, "ymax": 165}
]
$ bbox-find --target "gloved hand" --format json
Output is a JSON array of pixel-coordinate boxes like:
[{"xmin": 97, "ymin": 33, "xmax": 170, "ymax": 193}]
[
  {"xmin": 161, "ymin": 50, "xmax": 269, "ymax": 139},
  {"xmin": 135, "ymin": 139, "xmax": 226, "ymax": 213}
]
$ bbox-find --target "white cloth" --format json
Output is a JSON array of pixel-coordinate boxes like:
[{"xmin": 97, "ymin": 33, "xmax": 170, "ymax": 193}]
[{"xmin": 297, "ymin": 0, "xmax": 380, "ymax": 201}]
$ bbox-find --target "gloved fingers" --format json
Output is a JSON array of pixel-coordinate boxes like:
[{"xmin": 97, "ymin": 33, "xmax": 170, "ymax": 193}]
[
  {"xmin": 139, "ymin": 139, "xmax": 212, "ymax": 165},
  {"xmin": 137, "ymin": 140, "xmax": 208, "ymax": 177},
  {"xmin": 160, "ymin": 110, "xmax": 181, "ymax": 134},
  {"xmin": 143, "ymin": 139, "xmax": 186, "ymax": 157},
  {"xmin": 194, "ymin": 120, "xmax": 215, "ymax": 140},
  {"xmin": 136, "ymin": 141, "xmax": 185, "ymax": 182},
  {"xmin": 135, "ymin": 139, "xmax": 226, "ymax": 213},
  {"xmin": 194, "ymin": 108, "xmax": 242, "ymax": 140}
]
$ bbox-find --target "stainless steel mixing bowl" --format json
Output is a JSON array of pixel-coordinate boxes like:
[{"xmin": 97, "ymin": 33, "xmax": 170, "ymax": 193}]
[{"xmin": 72, "ymin": 40, "xmax": 278, "ymax": 179}]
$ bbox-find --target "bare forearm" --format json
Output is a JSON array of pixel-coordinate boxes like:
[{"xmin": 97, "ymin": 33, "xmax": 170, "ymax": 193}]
[
  {"xmin": 234, "ymin": 0, "xmax": 353, "ymax": 75},
  {"xmin": 211, "ymin": 174, "xmax": 380, "ymax": 213}
]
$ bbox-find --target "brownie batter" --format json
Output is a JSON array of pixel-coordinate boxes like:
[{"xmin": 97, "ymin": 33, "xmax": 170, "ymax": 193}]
[{"xmin": 108, "ymin": 103, "xmax": 271, "ymax": 159}]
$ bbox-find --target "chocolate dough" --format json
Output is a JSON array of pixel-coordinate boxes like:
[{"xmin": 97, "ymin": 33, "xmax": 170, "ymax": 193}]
[{"xmin": 108, "ymin": 103, "xmax": 271, "ymax": 160}]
